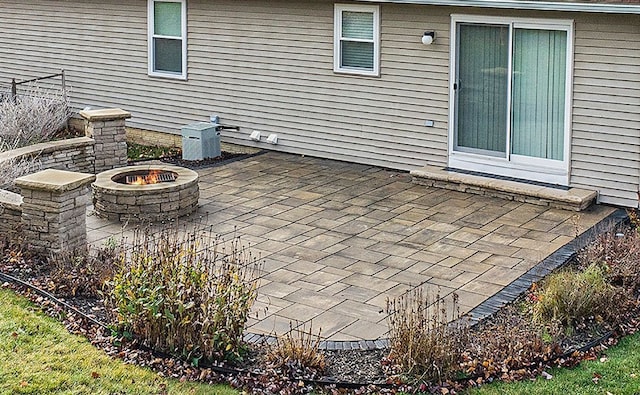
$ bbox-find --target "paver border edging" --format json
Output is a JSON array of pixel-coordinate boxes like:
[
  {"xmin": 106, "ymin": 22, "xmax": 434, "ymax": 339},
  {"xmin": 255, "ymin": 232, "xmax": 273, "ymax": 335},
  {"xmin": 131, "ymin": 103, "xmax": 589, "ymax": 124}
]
[
  {"xmin": 465, "ymin": 207, "xmax": 628, "ymax": 325},
  {"xmin": 242, "ymin": 207, "xmax": 628, "ymax": 351}
]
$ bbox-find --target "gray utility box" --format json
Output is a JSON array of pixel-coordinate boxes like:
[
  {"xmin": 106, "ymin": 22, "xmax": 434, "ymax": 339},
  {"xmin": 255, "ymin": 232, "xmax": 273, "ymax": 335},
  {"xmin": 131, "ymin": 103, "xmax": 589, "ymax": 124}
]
[{"xmin": 181, "ymin": 122, "xmax": 221, "ymax": 161}]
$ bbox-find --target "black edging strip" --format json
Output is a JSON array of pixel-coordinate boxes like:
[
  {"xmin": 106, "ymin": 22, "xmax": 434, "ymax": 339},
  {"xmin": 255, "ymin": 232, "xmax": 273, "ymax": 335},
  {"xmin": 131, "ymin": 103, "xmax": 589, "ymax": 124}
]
[
  {"xmin": 0, "ymin": 207, "xmax": 628, "ymax": 389},
  {"xmin": 127, "ymin": 150, "xmax": 267, "ymax": 170},
  {"xmin": 0, "ymin": 271, "xmax": 108, "ymax": 330},
  {"xmin": 0, "ymin": 273, "xmax": 393, "ymax": 389}
]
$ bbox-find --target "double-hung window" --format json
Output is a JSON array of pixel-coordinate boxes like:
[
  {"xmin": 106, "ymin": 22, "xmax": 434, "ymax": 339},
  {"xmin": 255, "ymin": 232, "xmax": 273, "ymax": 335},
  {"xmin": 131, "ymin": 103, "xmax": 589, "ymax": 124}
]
[
  {"xmin": 148, "ymin": 0, "xmax": 187, "ymax": 79},
  {"xmin": 334, "ymin": 4, "xmax": 380, "ymax": 76},
  {"xmin": 449, "ymin": 15, "xmax": 574, "ymax": 185}
]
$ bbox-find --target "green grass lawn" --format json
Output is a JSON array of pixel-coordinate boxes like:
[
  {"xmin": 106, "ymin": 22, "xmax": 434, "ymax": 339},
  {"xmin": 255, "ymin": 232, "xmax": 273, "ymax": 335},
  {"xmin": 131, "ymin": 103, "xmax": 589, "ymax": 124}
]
[
  {"xmin": 469, "ymin": 331, "xmax": 640, "ymax": 394},
  {"xmin": 0, "ymin": 287, "xmax": 238, "ymax": 395}
]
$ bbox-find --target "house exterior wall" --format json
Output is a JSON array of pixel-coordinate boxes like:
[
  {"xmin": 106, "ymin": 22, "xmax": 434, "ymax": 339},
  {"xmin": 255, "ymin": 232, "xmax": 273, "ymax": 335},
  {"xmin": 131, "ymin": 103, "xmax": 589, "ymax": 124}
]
[
  {"xmin": 570, "ymin": 13, "xmax": 640, "ymax": 207},
  {"xmin": 0, "ymin": 0, "xmax": 638, "ymax": 206}
]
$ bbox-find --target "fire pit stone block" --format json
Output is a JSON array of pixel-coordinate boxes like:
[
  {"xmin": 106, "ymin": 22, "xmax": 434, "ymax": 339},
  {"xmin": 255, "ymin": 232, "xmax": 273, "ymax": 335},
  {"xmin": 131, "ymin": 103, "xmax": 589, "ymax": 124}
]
[{"xmin": 92, "ymin": 164, "xmax": 199, "ymax": 222}]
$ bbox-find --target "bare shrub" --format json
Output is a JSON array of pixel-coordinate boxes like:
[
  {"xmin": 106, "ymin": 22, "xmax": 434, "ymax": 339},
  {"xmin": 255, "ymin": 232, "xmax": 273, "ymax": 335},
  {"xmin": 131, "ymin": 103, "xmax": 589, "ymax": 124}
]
[
  {"xmin": 0, "ymin": 156, "xmax": 42, "ymax": 192},
  {"xmin": 0, "ymin": 84, "xmax": 71, "ymax": 150},
  {"xmin": 463, "ymin": 306, "xmax": 562, "ymax": 382},
  {"xmin": 580, "ymin": 229, "xmax": 640, "ymax": 293},
  {"xmin": 104, "ymin": 224, "xmax": 261, "ymax": 364},
  {"xmin": 266, "ymin": 321, "xmax": 326, "ymax": 377},
  {"xmin": 386, "ymin": 288, "xmax": 470, "ymax": 384},
  {"xmin": 0, "ymin": 85, "xmax": 68, "ymax": 191},
  {"xmin": 47, "ymin": 239, "xmax": 121, "ymax": 298}
]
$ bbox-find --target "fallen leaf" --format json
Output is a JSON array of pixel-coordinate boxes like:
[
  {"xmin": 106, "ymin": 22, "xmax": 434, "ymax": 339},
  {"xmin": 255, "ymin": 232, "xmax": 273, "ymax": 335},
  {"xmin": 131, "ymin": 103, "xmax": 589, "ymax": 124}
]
[
  {"xmin": 593, "ymin": 372, "xmax": 602, "ymax": 384},
  {"xmin": 91, "ymin": 371, "xmax": 100, "ymax": 379},
  {"xmin": 20, "ymin": 381, "xmax": 28, "ymax": 387}
]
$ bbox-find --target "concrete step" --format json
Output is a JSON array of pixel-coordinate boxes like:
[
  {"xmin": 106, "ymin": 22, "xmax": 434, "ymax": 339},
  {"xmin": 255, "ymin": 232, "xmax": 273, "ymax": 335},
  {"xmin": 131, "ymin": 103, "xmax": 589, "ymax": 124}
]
[{"xmin": 410, "ymin": 165, "xmax": 597, "ymax": 211}]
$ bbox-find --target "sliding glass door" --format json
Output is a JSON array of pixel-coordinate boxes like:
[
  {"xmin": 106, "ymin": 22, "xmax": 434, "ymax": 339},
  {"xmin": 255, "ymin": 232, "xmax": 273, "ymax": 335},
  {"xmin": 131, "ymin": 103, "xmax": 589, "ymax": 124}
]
[
  {"xmin": 450, "ymin": 16, "xmax": 573, "ymax": 185},
  {"xmin": 456, "ymin": 24, "xmax": 509, "ymax": 156}
]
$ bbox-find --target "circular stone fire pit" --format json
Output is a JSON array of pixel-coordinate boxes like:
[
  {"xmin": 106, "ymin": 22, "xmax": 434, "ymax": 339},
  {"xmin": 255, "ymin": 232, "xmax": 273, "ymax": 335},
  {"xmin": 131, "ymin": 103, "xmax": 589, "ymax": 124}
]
[{"xmin": 92, "ymin": 164, "xmax": 199, "ymax": 222}]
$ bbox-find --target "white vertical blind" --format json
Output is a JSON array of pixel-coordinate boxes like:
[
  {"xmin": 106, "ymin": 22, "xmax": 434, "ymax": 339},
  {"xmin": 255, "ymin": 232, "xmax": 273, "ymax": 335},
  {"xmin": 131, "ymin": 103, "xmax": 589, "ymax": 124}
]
[
  {"xmin": 511, "ymin": 29, "xmax": 567, "ymax": 160},
  {"xmin": 456, "ymin": 24, "xmax": 508, "ymax": 154}
]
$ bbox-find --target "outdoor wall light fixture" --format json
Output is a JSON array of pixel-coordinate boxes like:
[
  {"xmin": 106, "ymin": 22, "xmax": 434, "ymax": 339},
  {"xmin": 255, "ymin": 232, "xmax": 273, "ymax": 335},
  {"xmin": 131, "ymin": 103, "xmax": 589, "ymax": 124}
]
[{"xmin": 422, "ymin": 31, "xmax": 436, "ymax": 45}]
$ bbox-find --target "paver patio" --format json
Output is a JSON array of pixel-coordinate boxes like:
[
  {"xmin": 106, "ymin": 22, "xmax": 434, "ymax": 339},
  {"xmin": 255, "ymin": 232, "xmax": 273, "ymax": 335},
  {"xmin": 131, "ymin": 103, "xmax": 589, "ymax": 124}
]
[{"xmin": 86, "ymin": 152, "xmax": 615, "ymax": 342}]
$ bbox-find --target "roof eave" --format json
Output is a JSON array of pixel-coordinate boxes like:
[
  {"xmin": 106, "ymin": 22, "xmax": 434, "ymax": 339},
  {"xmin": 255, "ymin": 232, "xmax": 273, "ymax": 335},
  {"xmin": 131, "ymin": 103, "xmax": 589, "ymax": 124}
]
[{"xmin": 360, "ymin": 0, "xmax": 640, "ymax": 14}]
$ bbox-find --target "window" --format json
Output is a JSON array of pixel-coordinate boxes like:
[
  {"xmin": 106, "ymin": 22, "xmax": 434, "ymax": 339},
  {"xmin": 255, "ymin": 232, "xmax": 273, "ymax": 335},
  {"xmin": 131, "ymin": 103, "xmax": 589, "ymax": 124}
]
[
  {"xmin": 449, "ymin": 15, "xmax": 573, "ymax": 185},
  {"xmin": 148, "ymin": 0, "xmax": 187, "ymax": 79},
  {"xmin": 334, "ymin": 4, "xmax": 380, "ymax": 76}
]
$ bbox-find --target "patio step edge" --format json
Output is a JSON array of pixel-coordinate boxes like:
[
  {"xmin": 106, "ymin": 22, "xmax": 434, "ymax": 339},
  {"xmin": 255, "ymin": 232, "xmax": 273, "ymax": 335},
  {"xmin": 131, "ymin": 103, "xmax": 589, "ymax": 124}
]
[{"xmin": 410, "ymin": 165, "xmax": 597, "ymax": 211}]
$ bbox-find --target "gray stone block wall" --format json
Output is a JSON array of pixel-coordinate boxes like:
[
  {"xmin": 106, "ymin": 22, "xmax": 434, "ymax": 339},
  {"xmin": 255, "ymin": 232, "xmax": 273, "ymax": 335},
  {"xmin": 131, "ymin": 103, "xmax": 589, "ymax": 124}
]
[
  {"xmin": 15, "ymin": 169, "xmax": 95, "ymax": 254},
  {"xmin": 0, "ymin": 137, "xmax": 96, "ymax": 180},
  {"xmin": 0, "ymin": 189, "xmax": 23, "ymax": 241}
]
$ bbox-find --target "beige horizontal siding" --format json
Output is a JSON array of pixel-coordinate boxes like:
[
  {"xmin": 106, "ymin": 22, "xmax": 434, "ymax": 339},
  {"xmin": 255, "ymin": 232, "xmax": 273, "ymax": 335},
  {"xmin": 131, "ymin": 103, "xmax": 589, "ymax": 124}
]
[
  {"xmin": 185, "ymin": 0, "xmax": 452, "ymax": 170},
  {"xmin": 570, "ymin": 13, "xmax": 640, "ymax": 207},
  {"xmin": 0, "ymin": 0, "xmax": 150, "ymax": 118},
  {"xmin": 0, "ymin": 1, "xmax": 638, "ymax": 206},
  {"xmin": 0, "ymin": 0, "xmax": 453, "ymax": 171}
]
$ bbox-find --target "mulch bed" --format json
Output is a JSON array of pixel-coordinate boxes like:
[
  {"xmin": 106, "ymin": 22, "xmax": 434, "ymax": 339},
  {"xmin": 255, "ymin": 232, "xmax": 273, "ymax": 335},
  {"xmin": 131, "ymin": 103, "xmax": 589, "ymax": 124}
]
[
  {"xmin": 128, "ymin": 150, "xmax": 264, "ymax": 170},
  {"xmin": 3, "ymin": 243, "xmax": 640, "ymax": 395}
]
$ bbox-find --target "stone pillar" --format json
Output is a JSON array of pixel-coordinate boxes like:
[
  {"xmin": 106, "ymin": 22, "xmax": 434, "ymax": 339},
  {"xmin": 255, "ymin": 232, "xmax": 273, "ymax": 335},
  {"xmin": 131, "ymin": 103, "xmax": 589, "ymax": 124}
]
[
  {"xmin": 15, "ymin": 169, "xmax": 96, "ymax": 254},
  {"xmin": 79, "ymin": 108, "xmax": 131, "ymax": 173}
]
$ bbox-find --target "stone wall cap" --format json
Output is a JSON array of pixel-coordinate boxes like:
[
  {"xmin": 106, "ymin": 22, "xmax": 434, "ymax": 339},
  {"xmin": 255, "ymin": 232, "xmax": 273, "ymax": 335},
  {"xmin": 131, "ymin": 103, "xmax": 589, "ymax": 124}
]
[
  {"xmin": 79, "ymin": 108, "xmax": 131, "ymax": 121},
  {"xmin": 15, "ymin": 169, "xmax": 96, "ymax": 193},
  {"xmin": 0, "ymin": 137, "xmax": 95, "ymax": 163},
  {"xmin": 0, "ymin": 188, "xmax": 23, "ymax": 206}
]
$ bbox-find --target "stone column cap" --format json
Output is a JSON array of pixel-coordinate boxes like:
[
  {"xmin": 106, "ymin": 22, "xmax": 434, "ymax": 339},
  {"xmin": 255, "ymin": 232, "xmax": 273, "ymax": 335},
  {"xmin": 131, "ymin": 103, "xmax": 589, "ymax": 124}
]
[
  {"xmin": 15, "ymin": 169, "xmax": 97, "ymax": 193},
  {"xmin": 79, "ymin": 108, "xmax": 131, "ymax": 121}
]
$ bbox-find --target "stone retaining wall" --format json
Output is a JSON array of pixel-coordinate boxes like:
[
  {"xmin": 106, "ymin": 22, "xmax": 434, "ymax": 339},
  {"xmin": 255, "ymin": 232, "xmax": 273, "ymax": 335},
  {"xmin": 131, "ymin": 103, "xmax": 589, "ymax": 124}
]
[
  {"xmin": 0, "ymin": 189, "xmax": 23, "ymax": 240},
  {"xmin": 0, "ymin": 108, "xmax": 130, "ymax": 248},
  {"xmin": 0, "ymin": 137, "xmax": 95, "ymax": 178},
  {"xmin": 0, "ymin": 138, "xmax": 95, "ymax": 241},
  {"xmin": 126, "ymin": 127, "xmax": 182, "ymax": 148}
]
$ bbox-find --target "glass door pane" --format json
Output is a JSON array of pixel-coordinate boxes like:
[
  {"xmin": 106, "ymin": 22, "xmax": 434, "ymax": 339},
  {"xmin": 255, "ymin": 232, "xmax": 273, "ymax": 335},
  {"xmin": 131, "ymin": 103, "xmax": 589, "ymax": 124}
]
[
  {"xmin": 456, "ymin": 24, "xmax": 509, "ymax": 155},
  {"xmin": 511, "ymin": 29, "xmax": 566, "ymax": 160}
]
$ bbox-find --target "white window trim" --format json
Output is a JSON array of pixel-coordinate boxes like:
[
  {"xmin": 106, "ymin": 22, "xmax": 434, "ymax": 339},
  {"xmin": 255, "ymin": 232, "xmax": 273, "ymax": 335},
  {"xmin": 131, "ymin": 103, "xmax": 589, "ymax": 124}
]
[
  {"xmin": 448, "ymin": 14, "xmax": 574, "ymax": 186},
  {"xmin": 148, "ymin": 0, "xmax": 187, "ymax": 80},
  {"xmin": 333, "ymin": 4, "xmax": 380, "ymax": 77}
]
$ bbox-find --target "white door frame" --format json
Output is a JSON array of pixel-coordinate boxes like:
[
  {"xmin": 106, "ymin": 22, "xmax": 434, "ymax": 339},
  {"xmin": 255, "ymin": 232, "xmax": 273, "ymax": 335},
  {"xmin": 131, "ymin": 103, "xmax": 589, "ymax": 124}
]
[{"xmin": 448, "ymin": 14, "xmax": 574, "ymax": 186}]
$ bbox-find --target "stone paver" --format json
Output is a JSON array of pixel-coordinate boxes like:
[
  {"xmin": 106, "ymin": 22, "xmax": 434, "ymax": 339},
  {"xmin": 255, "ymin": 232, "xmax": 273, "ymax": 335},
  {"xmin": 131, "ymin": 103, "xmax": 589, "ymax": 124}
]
[{"xmin": 87, "ymin": 152, "xmax": 615, "ymax": 343}]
